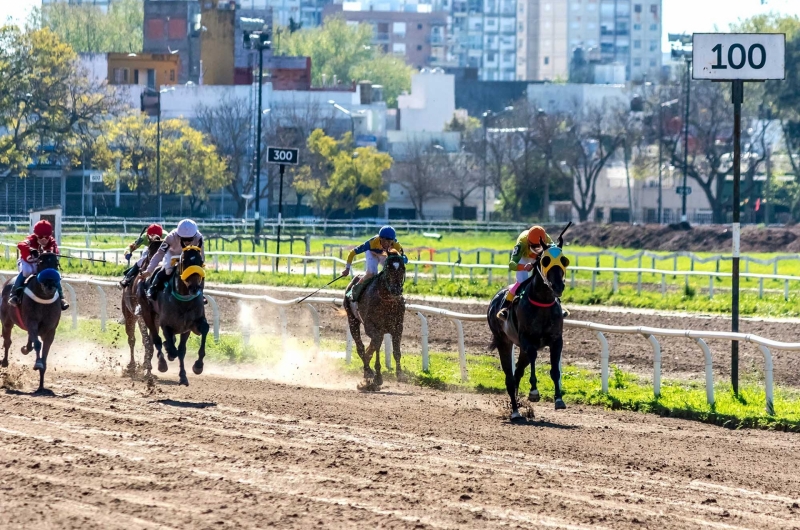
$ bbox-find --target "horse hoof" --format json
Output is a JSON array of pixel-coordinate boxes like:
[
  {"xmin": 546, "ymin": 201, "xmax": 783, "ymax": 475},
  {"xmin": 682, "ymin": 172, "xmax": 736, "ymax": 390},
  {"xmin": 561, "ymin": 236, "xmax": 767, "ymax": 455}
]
[
  {"xmin": 357, "ymin": 379, "xmax": 377, "ymax": 392},
  {"xmin": 1, "ymin": 359, "xmax": 8, "ymax": 368},
  {"xmin": 396, "ymin": 371, "xmax": 408, "ymax": 383},
  {"xmin": 528, "ymin": 390, "xmax": 541, "ymax": 402},
  {"xmin": 20, "ymin": 346, "xmax": 29, "ymax": 355},
  {"xmin": 179, "ymin": 374, "xmax": 189, "ymax": 387},
  {"xmin": 192, "ymin": 361, "xmax": 204, "ymax": 375},
  {"xmin": 157, "ymin": 358, "xmax": 168, "ymax": 373},
  {"xmin": 510, "ymin": 411, "xmax": 526, "ymax": 423},
  {"xmin": 34, "ymin": 387, "xmax": 54, "ymax": 396},
  {"xmin": 375, "ymin": 373, "xmax": 384, "ymax": 387},
  {"xmin": 33, "ymin": 361, "xmax": 43, "ymax": 372},
  {"xmin": 555, "ymin": 398, "xmax": 566, "ymax": 410},
  {"xmin": 167, "ymin": 354, "xmax": 177, "ymax": 362}
]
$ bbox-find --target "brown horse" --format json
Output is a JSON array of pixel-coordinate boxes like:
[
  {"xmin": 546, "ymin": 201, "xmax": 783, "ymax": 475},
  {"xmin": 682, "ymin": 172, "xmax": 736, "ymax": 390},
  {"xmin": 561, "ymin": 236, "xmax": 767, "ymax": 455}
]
[
  {"xmin": 0, "ymin": 253, "xmax": 62, "ymax": 394},
  {"xmin": 122, "ymin": 238, "xmax": 163, "ymax": 375},
  {"xmin": 343, "ymin": 251, "xmax": 406, "ymax": 391}
]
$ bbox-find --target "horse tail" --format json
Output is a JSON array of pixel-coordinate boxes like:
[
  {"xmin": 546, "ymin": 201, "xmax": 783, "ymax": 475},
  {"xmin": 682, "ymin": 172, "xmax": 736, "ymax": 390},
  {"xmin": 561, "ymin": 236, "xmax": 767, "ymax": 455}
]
[{"xmin": 488, "ymin": 335, "xmax": 498, "ymax": 352}]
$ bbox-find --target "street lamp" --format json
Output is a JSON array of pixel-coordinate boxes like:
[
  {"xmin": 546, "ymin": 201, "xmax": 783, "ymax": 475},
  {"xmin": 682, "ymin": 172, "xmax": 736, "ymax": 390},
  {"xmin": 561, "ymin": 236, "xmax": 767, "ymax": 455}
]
[
  {"xmin": 242, "ymin": 17, "xmax": 271, "ymax": 236},
  {"xmin": 329, "ymin": 100, "xmax": 356, "ymax": 139},
  {"xmin": 481, "ymin": 106, "xmax": 514, "ymax": 222},
  {"xmin": 141, "ymin": 86, "xmax": 175, "ymax": 219},
  {"xmin": 681, "ymin": 57, "xmax": 692, "ymax": 223}
]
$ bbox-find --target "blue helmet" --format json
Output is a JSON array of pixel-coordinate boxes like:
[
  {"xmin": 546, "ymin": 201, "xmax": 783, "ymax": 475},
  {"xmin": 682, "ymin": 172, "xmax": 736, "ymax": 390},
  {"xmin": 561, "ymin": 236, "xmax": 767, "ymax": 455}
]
[
  {"xmin": 378, "ymin": 225, "xmax": 396, "ymax": 240},
  {"xmin": 37, "ymin": 268, "xmax": 61, "ymax": 284}
]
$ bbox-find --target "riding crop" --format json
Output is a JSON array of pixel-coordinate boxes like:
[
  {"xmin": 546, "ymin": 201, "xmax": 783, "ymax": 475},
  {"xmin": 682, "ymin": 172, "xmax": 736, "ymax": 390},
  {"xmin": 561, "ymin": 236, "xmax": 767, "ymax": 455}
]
[{"xmin": 296, "ymin": 274, "xmax": 348, "ymax": 304}]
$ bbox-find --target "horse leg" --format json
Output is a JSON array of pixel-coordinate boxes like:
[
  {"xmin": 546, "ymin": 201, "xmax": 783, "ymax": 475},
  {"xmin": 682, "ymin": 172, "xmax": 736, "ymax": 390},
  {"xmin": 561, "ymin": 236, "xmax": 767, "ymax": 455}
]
[
  {"xmin": 496, "ymin": 336, "xmax": 523, "ymax": 422},
  {"xmin": 349, "ymin": 317, "xmax": 370, "ymax": 376},
  {"xmin": 1, "ymin": 319, "xmax": 11, "ymax": 368},
  {"xmin": 391, "ymin": 331, "xmax": 405, "ymax": 382},
  {"xmin": 356, "ymin": 338, "xmax": 380, "ymax": 391},
  {"xmin": 372, "ymin": 336, "xmax": 383, "ymax": 388},
  {"xmin": 124, "ymin": 308, "xmax": 137, "ymax": 375},
  {"xmin": 163, "ymin": 326, "xmax": 179, "ymax": 362},
  {"xmin": 511, "ymin": 345, "xmax": 531, "ymax": 421},
  {"xmin": 35, "ymin": 329, "xmax": 56, "ymax": 394},
  {"xmin": 192, "ymin": 318, "xmax": 209, "ymax": 375},
  {"xmin": 550, "ymin": 336, "xmax": 566, "ymax": 410},
  {"xmin": 528, "ymin": 348, "xmax": 541, "ymax": 403},
  {"xmin": 138, "ymin": 315, "xmax": 154, "ymax": 375},
  {"xmin": 140, "ymin": 306, "xmax": 164, "ymax": 373},
  {"xmin": 176, "ymin": 332, "xmax": 190, "ymax": 387}
]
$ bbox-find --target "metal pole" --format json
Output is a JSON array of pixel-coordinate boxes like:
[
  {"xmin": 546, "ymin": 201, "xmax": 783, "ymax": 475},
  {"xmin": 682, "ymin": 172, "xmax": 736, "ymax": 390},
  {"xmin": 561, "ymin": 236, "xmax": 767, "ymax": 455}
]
[
  {"xmin": 681, "ymin": 58, "xmax": 691, "ymax": 222},
  {"xmin": 276, "ymin": 164, "xmax": 285, "ymax": 262},
  {"xmin": 482, "ymin": 113, "xmax": 487, "ymax": 222},
  {"xmin": 657, "ymin": 101, "xmax": 663, "ymax": 224},
  {"xmin": 157, "ymin": 94, "xmax": 162, "ymax": 219},
  {"xmin": 731, "ymin": 79, "xmax": 743, "ymax": 395},
  {"xmin": 254, "ymin": 46, "xmax": 264, "ymax": 236}
]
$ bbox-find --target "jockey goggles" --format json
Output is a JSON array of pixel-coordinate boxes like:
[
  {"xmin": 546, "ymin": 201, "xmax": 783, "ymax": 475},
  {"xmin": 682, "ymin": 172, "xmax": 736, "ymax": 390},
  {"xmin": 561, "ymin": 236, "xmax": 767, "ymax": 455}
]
[
  {"xmin": 539, "ymin": 246, "xmax": 570, "ymax": 277},
  {"xmin": 37, "ymin": 237, "xmax": 49, "ymax": 247}
]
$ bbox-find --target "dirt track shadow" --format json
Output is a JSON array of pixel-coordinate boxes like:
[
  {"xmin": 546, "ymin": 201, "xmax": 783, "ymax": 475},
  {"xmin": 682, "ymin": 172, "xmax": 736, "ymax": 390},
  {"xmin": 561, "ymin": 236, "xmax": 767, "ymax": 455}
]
[
  {"xmin": 5, "ymin": 388, "xmax": 77, "ymax": 399},
  {"xmin": 502, "ymin": 418, "xmax": 578, "ymax": 429},
  {"xmin": 154, "ymin": 399, "xmax": 217, "ymax": 409}
]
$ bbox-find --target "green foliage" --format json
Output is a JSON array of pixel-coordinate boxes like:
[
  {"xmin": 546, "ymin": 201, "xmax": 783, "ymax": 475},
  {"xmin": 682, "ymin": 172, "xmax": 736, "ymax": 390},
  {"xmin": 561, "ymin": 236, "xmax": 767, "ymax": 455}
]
[
  {"xmin": 278, "ymin": 17, "xmax": 413, "ymax": 107},
  {"xmin": 39, "ymin": 0, "xmax": 143, "ymax": 53},
  {"xmin": 294, "ymin": 129, "xmax": 392, "ymax": 217}
]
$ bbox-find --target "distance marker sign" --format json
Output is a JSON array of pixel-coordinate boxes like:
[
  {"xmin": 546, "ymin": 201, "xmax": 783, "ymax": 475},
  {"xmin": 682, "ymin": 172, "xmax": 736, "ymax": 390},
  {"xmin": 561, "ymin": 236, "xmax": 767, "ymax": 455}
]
[
  {"xmin": 693, "ymin": 33, "xmax": 785, "ymax": 80},
  {"xmin": 267, "ymin": 147, "xmax": 299, "ymax": 165}
]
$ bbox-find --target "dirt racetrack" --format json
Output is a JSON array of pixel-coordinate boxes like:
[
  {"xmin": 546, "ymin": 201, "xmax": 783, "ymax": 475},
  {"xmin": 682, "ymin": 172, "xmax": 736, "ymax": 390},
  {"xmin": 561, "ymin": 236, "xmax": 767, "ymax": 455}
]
[
  {"xmin": 70, "ymin": 280, "xmax": 800, "ymax": 385},
  {"xmin": 0, "ymin": 368, "xmax": 799, "ymax": 529}
]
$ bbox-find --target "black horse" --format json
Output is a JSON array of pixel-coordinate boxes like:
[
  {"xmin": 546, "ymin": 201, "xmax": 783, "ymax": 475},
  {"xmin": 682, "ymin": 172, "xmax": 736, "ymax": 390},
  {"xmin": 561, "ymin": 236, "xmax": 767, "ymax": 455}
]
[
  {"xmin": 122, "ymin": 238, "xmax": 163, "ymax": 375},
  {"xmin": 487, "ymin": 237, "xmax": 570, "ymax": 422},
  {"xmin": 0, "ymin": 252, "xmax": 63, "ymax": 393},
  {"xmin": 137, "ymin": 246, "xmax": 209, "ymax": 386},
  {"xmin": 343, "ymin": 251, "xmax": 406, "ymax": 391}
]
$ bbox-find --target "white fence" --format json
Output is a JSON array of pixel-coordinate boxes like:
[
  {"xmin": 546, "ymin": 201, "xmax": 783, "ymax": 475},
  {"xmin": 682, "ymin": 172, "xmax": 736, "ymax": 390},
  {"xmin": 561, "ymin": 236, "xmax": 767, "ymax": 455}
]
[{"xmin": 0, "ymin": 271, "xmax": 790, "ymax": 415}]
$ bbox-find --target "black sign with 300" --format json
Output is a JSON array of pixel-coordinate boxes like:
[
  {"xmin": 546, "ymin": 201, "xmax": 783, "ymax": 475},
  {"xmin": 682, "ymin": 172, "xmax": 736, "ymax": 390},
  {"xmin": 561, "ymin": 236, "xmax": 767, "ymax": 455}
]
[{"xmin": 267, "ymin": 147, "xmax": 300, "ymax": 165}]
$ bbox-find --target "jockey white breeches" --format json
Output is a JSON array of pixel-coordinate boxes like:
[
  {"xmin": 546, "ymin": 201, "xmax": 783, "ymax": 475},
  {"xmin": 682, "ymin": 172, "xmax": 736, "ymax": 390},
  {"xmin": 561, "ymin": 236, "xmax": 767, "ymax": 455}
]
[
  {"xmin": 364, "ymin": 251, "xmax": 386, "ymax": 275},
  {"xmin": 515, "ymin": 256, "xmax": 535, "ymax": 283},
  {"xmin": 18, "ymin": 259, "xmax": 36, "ymax": 277}
]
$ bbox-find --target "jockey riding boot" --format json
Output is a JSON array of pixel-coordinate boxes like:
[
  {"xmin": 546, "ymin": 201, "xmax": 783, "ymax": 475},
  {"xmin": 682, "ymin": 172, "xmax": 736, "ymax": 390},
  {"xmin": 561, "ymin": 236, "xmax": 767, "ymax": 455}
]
[
  {"xmin": 119, "ymin": 263, "xmax": 140, "ymax": 288},
  {"xmin": 348, "ymin": 279, "xmax": 368, "ymax": 322},
  {"xmin": 57, "ymin": 283, "xmax": 69, "ymax": 311},
  {"xmin": 147, "ymin": 268, "xmax": 168, "ymax": 301},
  {"xmin": 7, "ymin": 272, "xmax": 25, "ymax": 307}
]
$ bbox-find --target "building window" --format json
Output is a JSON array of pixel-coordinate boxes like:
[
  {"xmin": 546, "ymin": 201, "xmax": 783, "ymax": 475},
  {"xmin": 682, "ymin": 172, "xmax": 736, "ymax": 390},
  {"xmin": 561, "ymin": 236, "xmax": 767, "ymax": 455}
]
[
  {"xmin": 487, "ymin": 52, "xmax": 496, "ymax": 62},
  {"xmin": 393, "ymin": 22, "xmax": 406, "ymax": 37},
  {"xmin": 633, "ymin": 23, "xmax": 641, "ymax": 30},
  {"xmin": 544, "ymin": 56, "xmax": 549, "ymax": 65},
  {"xmin": 649, "ymin": 59, "xmax": 657, "ymax": 67},
  {"xmin": 649, "ymin": 40, "xmax": 658, "ymax": 51},
  {"xmin": 169, "ymin": 69, "xmax": 175, "ymax": 82},
  {"xmin": 634, "ymin": 39, "xmax": 641, "ymax": 49},
  {"xmin": 649, "ymin": 23, "xmax": 658, "ymax": 31},
  {"xmin": 168, "ymin": 18, "xmax": 187, "ymax": 40},
  {"xmin": 112, "ymin": 68, "xmax": 129, "ymax": 84},
  {"xmin": 147, "ymin": 68, "xmax": 156, "ymax": 89},
  {"xmin": 650, "ymin": 4, "xmax": 658, "ymax": 15},
  {"xmin": 417, "ymin": 23, "xmax": 423, "ymax": 30},
  {"xmin": 392, "ymin": 43, "xmax": 406, "ymax": 55},
  {"xmin": 633, "ymin": 58, "xmax": 641, "ymax": 66},
  {"xmin": 146, "ymin": 19, "xmax": 164, "ymax": 40},
  {"xmin": 133, "ymin": 69, "xmax": 139, "ymax": 84},
  {"xmin": 634, "ymin": 3, "xmax": 642, "ymax": 12},
  {"xmin": 417, "ymin": 44, "xmax": 422, "ymax": 50}
]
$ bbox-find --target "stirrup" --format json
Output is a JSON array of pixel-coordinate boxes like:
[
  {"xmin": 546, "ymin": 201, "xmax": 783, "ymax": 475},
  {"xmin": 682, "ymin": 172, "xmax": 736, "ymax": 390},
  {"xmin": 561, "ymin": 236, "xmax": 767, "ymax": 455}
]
[
  {"xmin": 350, "ymin": 301, "xmax": 363, "ymax": 323},
  {"xmin": 60, "ymin": 300, "xmax": 70, "ymax": 311},
  {"xmin": 497, "ymin": 307, "xmax": 509, "ymax": 321},
  {"xmin": 8, "ymin": 295, "xmax": 20, "ymax": 307}
]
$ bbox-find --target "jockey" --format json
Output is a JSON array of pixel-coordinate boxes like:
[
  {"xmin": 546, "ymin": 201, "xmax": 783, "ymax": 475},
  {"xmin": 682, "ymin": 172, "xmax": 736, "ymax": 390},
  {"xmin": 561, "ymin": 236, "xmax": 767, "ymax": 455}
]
[
  {"xmin": 9, "ymin": 220, "xmax": 69, "ymax": 311},
  {"xmin": 496, "ymin": 225, "xmax": 553, "ymax": 321},
  {"xmin": 145, "ymin": 219, "xmax": 204, "ymax": 301},
  {"xmin": 343, "ymin": 225, "xmax": 405, "ymax": 314},
  {"xmin": 119, "ymin": 223, "xmax": 163, "ymax": 288}
]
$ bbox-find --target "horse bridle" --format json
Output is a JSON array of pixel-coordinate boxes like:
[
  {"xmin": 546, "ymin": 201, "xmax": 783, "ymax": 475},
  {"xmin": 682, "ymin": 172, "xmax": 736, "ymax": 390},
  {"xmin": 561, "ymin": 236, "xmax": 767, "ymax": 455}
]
[{"xmin": 382, "ymin": 257, "xmax": 405, "ymax": 296}]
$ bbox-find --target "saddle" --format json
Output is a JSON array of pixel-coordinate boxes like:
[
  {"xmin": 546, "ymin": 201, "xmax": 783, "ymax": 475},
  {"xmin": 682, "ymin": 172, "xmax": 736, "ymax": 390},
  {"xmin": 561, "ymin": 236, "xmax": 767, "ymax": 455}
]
[{"xmin": 347, "ymin": 274, "xmax": 377, "ymax": 302}]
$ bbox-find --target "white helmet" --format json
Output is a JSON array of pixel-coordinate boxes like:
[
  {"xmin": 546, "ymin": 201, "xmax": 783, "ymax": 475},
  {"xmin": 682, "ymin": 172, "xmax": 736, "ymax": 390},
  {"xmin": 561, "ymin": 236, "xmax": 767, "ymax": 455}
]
[{"xmin": 176, "ymin": 219, "xmax": 198, "ymax": 239}]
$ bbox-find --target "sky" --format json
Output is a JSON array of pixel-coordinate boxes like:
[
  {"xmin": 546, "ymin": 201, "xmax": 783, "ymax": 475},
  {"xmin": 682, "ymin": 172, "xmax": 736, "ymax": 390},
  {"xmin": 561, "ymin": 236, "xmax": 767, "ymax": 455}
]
[{"xmin": 1, "ymin": 0, "xmax": 800, "ymax": 52}]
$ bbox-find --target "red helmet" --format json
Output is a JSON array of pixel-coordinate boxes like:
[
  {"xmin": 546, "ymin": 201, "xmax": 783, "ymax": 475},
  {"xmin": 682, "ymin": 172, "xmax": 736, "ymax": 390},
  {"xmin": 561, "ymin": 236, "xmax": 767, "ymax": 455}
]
[
  {"xmin": 33, "ymin": 220, "xmax": 53, "ymax": 238},
  {"xmin": 146, "ymin": 224, "xmax": 163, "ymax": 237}
]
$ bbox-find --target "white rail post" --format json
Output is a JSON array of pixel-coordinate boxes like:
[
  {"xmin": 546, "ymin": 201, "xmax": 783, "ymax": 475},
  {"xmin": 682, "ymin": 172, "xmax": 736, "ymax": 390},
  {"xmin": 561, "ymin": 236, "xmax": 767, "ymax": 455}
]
[
  {"xmin": 243, "ymin": 255, "xmax": 247, "ymax": 274},
  {"xmin": 63, "ymin": 282, "xmax": 78, "ymax": 330},
  {"xmin": 758, "ymin": 277, "xmax": 764, "ymax": 299},
  {"xmin": 317, "ymin": 260, "xmax": 321, "ymax": 278},
  {"xmin": 637, "ymin": 271, "xmax": 642, "ymax": 295},
  {"xmin": 661, "ymin": 274, "xmax": 666, "ymax": 297},
  {"xmin": 708, "ymin": 276, "xmax": 714, "ymax": 298},
  {"xmin": 258, "ymin": 255, "xmax": 262, "ymax": 273},
  {"xmin": 416, "ymin": 311, "xmax": 429, "ymax": 371},
  {"xmin": 214, "ymin": 255, "xmax": 219, "ymax": 272},
  {"xmin": 305, "ymin": 303, "xmax": 320, "ymax": 355},
  {"xmin": 786, "ymin": 280, "xmax": 790, "ymax": 301},
  {"xmin": 384, "ymin": 333, "xmax": 392, "ymax": 370},
  {"xmin": 756, "ymin": 344, "xmax": 775, "ymax": 416},
  {"xmin": 591, "ymin": 270, "xmax": 596, "ymax": 292},
  {"xmin": 647, "ymin": 334, "xmax": 662, "ymax": 397},
  {"xmin": 414, "ymin": 264, "xmax": 419, "ymax": 285},
  {"xmin": 596, "ymin": 331, "xmax": 609, "ymax": 393},
  {"xmin": 450, "ymin": 318, "xmax": 468, "ymax": 382},
  {"xmin": 205, "ymin": 295, "xmax": 220, "ymax": 343},
  {"xmin": 488, "ymin": 267, "xmax": 492, "ymax": 285},
  {"xmin": 694, "ymin": 338, "xmax": 715, "ymax": 405},
  {"xmin": 95, "ymin": 284, "xmax": 107, "ymax": 331},
  {"xmin": 345, "ymin": 326, "xmax": 353, "ymax": 364},
  {"xmin": 570, "ymin": 269, "xmax": 575, "ymax": 289},
  {"xmin": 612, "ymin": 271, "xmax": 618, "ymax": 293}
]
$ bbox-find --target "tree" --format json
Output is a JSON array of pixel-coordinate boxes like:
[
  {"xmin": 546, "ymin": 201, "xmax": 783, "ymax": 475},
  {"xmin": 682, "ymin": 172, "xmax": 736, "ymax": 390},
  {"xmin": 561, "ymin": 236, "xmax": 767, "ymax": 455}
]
[
  {"xmin": 440, "ymin": 151, "xmax": 483, "ymax": 217},
  {"xmin": 38, "ymin": 0, "xmax": 143, "ymax": 53},
  {"xmin": 0, "ymin": 26, "xmax": 120, "ymax": 176},
  {"xmin": 389, "ymin": 139, "xmax": 447, "ymax": 219},
  {"xmin": 278, "ymin": 17, "xmax": 413, "ymax": 107},
  {"xmin": 295, "ymin": 129, "xmax": 392, "ymax": 218}
]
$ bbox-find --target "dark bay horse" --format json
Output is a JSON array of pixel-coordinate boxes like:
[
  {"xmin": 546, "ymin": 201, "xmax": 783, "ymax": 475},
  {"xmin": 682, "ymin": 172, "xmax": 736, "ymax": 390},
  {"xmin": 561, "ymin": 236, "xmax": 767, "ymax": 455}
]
[
  {"xmin": 137, "ymin": 246, "xmax": 209, "ymax": 386},
  {"xmin": 122, "ymin": 238, "xmax": 163, "ymax": 375},
  {"xmin": 0, "ymin": 252, "xmax": 63, "ymax": 393},
  {"xmin": 343, "ymin": 251, "xmax": 406, "ymax": 391},
  {"xmin": 487, "ymin": 239, "xmax": 570, "ymax": 422}
]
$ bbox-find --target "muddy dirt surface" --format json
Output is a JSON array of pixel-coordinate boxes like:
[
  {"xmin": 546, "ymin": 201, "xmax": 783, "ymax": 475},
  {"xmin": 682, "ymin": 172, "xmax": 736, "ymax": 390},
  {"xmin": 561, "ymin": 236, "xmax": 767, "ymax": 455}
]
[
  {"xmin": 69, "ymin": 281, "xmax": 800, "ymax": 386},
  {"xmin": 566, "ymin": 222, "xmax": 800, "ymax": 253},
  {"xmin": 0, "ymin": 367, "xmax": 799, "ymax": 530}
]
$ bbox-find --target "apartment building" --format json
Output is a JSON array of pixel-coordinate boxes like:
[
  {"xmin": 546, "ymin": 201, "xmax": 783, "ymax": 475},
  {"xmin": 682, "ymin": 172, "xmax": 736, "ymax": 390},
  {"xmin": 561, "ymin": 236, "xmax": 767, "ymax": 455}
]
[
  {"xmin": 41, "ymin": 0, "xmax": 113, "ymax": 8},
  {"xmin": 480, "ymin": 0, "xmax": 517, "ymax": 80},
  {"xmin": 517, "ymin": 0, "xmax": 568, "ymax": 81}
]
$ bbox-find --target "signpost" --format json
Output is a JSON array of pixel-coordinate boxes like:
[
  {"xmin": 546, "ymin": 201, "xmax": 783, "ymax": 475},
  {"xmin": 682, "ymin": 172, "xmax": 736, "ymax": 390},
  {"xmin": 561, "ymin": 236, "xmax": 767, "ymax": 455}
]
[
  {"xmin": 693, "ymin": 33, "xmax": 785, "ymax": 394},
  {"xmin": 675, "ymin": 186, "xmax": 692, "ymax": 196},
  {"xmin": 266, "ymin": 147, "xmax": 300, "ymax": 265}
]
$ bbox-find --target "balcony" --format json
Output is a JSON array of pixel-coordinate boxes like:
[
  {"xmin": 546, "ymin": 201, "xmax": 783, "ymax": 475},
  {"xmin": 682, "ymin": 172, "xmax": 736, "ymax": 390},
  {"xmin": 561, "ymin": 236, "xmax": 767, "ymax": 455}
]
[{"xmin": 375, "ymin": 32, "xmax": 390, "ymax": 43}]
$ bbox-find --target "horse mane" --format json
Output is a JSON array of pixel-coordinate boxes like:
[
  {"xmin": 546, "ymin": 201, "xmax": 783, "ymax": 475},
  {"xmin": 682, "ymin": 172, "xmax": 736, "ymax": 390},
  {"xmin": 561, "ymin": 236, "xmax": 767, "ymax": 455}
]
[{"xmin": 387, "ymin": 249, "xmax": 401, "ymax": 257}]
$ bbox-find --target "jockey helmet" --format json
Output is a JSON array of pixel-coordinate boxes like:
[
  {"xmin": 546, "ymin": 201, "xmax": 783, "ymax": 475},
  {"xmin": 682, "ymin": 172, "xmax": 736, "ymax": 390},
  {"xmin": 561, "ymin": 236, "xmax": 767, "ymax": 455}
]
[
  {"xmin": 526, "ymin": 225, "xmax": 547, "ymax": 248},
  {"xmin": 378, "ymin": 225, "xmax": 396, "ymax": 240},
  {"xmin": 176, "ymin": 219, "xmax": 198, "ymax": 239},
  {"xmin": 146, "ymin": 224, "xmax": 163, "ymax": 238},
  {"xmin": 33, "ymin": 220, "xmax": 53, "ymax": 238}
]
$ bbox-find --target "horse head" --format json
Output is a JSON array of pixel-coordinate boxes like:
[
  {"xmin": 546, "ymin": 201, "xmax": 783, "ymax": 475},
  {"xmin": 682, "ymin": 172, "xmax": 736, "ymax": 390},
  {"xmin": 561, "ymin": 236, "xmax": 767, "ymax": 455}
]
[
  {"xmin": 538, "ymin": 238, "xmax": 569, "ymax": 298},
  {"xmin": 382, "ymin": 250, "xmax": 406, "ymax": 297},
  {"xmin": 178, "ymin": 246, "xmax": 205, "ymax": 296},
  {"xmin": 147, "ymin": 237, "xmax": 163, "ymax": 258}
]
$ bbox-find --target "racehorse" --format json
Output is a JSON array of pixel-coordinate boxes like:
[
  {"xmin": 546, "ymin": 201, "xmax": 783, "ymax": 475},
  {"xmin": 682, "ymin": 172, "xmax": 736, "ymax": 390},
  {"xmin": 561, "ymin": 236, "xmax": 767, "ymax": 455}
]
[
  {"xmin": 121, "ymin": 238, "xmax": 163, "ymax": 375},
  {"xmin": 343, "ymin": 250, "xmax": 406, "ymax": 391},
  {"xmin": 136, "ymin": 246, "xmax": 209, "ymax": 386},
  {"xmin": 0, "ymin": 252, "xmax": 63, "ymax": 393},
  {"xmin": 487, "ymin": 235, "xmax": 570, "ymax": 422}
]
